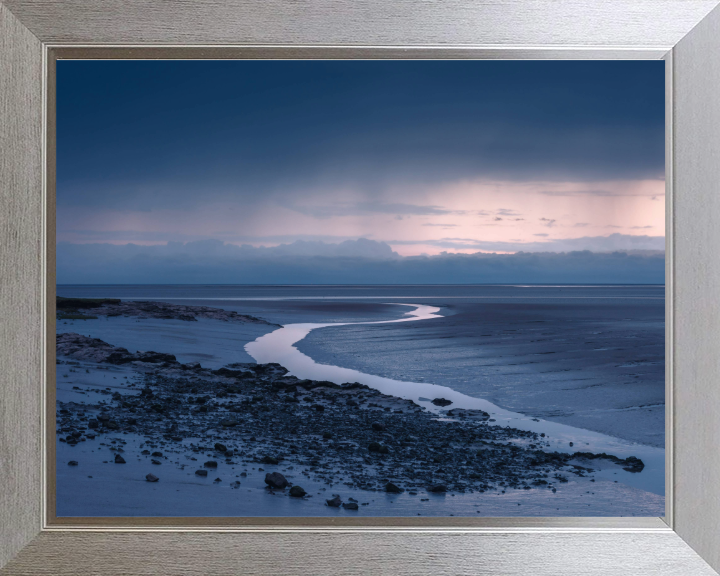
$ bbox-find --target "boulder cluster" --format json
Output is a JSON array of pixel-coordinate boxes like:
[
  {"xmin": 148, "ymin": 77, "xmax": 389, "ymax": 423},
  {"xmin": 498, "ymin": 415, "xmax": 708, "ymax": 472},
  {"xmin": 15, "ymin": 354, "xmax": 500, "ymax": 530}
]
[{"xmin": 57, "ymin": 331, "xmax": 645, "ymax": 505}]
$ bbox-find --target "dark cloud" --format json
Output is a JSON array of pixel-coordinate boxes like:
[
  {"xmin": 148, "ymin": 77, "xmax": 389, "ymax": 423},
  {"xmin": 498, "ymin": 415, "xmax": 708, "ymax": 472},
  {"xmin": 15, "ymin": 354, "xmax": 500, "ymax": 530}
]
[
  {"xmin": 57, "ymin": 240, "xmax": 664, "ymax": 285},
  {"xmin": 57, "ymin": 230, "xmax": 372, "ymax": 245},
  {"xmin": 540, "ymin": 218, "xmax": 557, "ymax": 227},
  {"xmin": 57, "ymin": 236, "xmax": 665, "ymax": 285},
  {"xmin": 388, "ymin": 233, "xmax": 664, "ymax": 253},
  {"xmin": 280, "ymin": 201, "xmax": 465, "ymax": 219},
  {"xmin": 57, "ymin": 61, "xmax": 665, "ymax": 213}
]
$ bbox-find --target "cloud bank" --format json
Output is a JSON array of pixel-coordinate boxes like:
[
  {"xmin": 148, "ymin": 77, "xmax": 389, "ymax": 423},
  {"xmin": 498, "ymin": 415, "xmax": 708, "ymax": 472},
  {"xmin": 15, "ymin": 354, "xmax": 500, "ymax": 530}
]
[
  {"xmin": 388, "ymin": 233, "xmax": 665, "ymax": 253},
  {"xmin": 57, "ymin": 238, "xmax": 664, "ymax": 285}
]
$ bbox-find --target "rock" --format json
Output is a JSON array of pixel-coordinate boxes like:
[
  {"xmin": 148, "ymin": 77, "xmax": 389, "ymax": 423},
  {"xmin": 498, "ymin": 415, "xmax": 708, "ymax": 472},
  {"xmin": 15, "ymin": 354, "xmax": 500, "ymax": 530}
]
[
  {"xmin": 342, "ymin": 502, "xmax": 359, "ymax": 510},
  {"xmin": 214, "ymin": 367, "xmax": 247, "ymax": 378},
  {"xmin": 326, "ymin": 496, "xmax": 342, "ymax": 507},
  {"xmin": 312, "ymin": 404, "xmax": 325, "ymax": 412},
  {"xmin": 371, "ymin": 422, "xmax": 386, "ymax": 431},
  {"xmin": 219, "ymin": 418, "xmax": 239, "ymax": 427},
  {"xmin": 322, "ymin": 432, "xmax": 332, "ymax": 439},
  {"xmin": 151, "ymin": 451, "xmax": 163, "ymax": 457},
  {"xmin": 264, "ymin": 472, "xmax": 289, "ymax": 489},
  {"xmin": 427, "ymin": 484, "xmax": 447, "ymax": 493},
  {"xmin": 68, "ymin": 460, "xmax": 78, "ymax": 466},
  {"xmin": 262, "ymin": 455, "xmax": 279, "ymax": 465},
  {"xmin": 195, "ymin": 470, "xmax": 208, "ymax": 477},
  {"xmin": 151, "ymin": 459, "xmax": 161, "ymax": 465},
  {"xmin": 204, "ymin": 461, "xmax": 218, "ymax": 468},
  {"xmin": 146, "ymin": 473, "xmax": 159, "ymax": 482},
  {"xmin": 214, "ymin": 443, "xmax": 227, "ymax": 452},
  {"xmin": 431, "ymin": 398, "xmax": 452, "ymax": 407},
  {"xmin": 368, "ymin": 442, "xmax": 381, "ymax": 452},
  {"xmin": 379, "ymin": 445, "xmax": 390, "ymax": 454},
  {"xmin": 135, "ymin": 351, "xmax": 177, "ymax": 364},
  {"xmin": 114, "ymin": 454, "xmax": 126, "ymax": 464},
  {"xmin": 230, "ymin": 481, "xmax": 241, "ymax": 489},
  {"xmin": 622, "ymin": 456, "xmax": 645, "ymax": 473},
  {"xmin": 385, "ymin": 482, "xmax": 403, "ymax": 493},
  {"xmin": 87, "ymin": 420, "xmax": 99, "ymax": 429},
  {"xmin": 289, "ymin": 485, "xmax": 307, "ymax": 498},
  {"xmin": 225, "ymin": 450, "xmax": 234, "ymax": 457}
]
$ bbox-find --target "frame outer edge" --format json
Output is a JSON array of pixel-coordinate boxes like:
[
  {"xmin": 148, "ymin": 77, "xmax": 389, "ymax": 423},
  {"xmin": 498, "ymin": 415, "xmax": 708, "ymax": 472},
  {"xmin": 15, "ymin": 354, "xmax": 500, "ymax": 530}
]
[
  {"xmin": 664, "ymin": 49, "xmax": 675, "ymax": 530},
  {"xmin": 671, "ymin": 3, "xmax": 720, "ymax": 573},
  {"xmin": 1, "ymin": 0, "xmax": 719, "ymax": 47},
  {"xmin": 1, "ymin": 1, "xmax": 719, "ymax": 574},
  {"xmin": 1, "ymin": 531, "xmax": 719, "ymax": 576},
  {"xmin": 0, "ymin": 1, "xmax": 44, "ymax": 570}
]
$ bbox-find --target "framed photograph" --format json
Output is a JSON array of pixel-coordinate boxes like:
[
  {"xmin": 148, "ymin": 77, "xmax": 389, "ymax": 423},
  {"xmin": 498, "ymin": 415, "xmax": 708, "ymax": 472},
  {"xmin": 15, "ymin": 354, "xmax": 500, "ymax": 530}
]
[{"xmin": 2, "ymin": 1, "xmax": 720, "ymax": 574}]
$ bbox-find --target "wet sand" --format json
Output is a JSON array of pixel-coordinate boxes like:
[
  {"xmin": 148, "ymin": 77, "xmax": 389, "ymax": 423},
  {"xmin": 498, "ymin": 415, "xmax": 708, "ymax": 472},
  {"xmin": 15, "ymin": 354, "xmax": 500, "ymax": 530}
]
[
  {"xmin": 54, "ymin": 289, "xmax": 664, "ymax": 517},
  {"xmin": 297, "ymin": 299, "xmax": 664, "ymax": 448}
]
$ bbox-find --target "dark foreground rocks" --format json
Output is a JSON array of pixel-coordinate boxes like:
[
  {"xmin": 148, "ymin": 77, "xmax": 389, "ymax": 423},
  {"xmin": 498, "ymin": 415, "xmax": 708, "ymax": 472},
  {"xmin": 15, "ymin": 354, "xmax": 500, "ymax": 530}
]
[
  {"xmin": 326, "ymin": 496, "xmax": 342, "ymax": 507},
  {"xmin": 56, "ymin": 332, "xmax": 646, "ymax": 502},
  {"xmin": 432, "ymin": 398, "xmax": 452, "ymax": 407},
  {"xmin": 289, "ymin": 486, "xmax": 307, "ymax": 498},
  {"xmin": 146, "ymin": 474, "xmax": 159, "ymax": 482},
  {"xmin": 265, "ymin": 472, "xmax": 289, "ymax": 489},
  {"xmin": 385, "ymin": 482, "xmax": 403, "ymax": 493},
  {"xmin": 57, "ymin": 297, "xmax": 277, "ymax": 325}
]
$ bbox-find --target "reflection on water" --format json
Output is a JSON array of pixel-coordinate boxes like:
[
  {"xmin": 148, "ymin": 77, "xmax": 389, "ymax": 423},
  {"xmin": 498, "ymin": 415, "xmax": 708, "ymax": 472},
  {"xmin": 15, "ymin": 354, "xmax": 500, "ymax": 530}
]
[{"xmin": 245, "ymin": 303, "xmax": 665, "ymax": 497}]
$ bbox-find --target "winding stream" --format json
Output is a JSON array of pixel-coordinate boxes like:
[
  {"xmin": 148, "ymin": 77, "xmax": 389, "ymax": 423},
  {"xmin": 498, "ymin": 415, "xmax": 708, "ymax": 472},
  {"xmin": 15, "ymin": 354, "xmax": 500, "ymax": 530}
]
[{"xmin": 245, "ymin": 303, "xmax": 665, "ymax": 497}]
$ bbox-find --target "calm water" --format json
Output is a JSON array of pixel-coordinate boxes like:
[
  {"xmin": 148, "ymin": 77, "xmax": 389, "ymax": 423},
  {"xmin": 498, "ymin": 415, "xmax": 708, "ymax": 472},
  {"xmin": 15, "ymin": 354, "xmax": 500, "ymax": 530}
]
[{"xmin": 58, "ymin": 284, "xmax": 664, "ymax": 301}]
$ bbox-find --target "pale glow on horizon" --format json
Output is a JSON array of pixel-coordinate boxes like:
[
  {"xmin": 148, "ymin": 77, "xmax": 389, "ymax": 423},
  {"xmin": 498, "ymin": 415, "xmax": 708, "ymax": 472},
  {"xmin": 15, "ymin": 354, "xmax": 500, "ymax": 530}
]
[{"xmin": 56, "ymin": 177, "xmax": 665, "ymax": 255}]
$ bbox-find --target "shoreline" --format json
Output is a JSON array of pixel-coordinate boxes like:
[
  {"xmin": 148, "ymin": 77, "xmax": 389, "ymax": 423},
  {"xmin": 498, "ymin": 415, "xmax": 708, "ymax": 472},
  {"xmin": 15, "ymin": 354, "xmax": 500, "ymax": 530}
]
[
  {"xmin": 55, "ymin": 300, "xmax": 663, "ymax": 516},
  {"xmin": 295, "ymin": 300, "xmax": 665, "ymax": 448}
]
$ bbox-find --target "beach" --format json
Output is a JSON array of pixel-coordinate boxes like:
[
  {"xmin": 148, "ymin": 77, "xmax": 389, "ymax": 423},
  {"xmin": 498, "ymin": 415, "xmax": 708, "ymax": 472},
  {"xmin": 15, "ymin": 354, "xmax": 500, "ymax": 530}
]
[{"xmin": 55, "ymin": 285, "xmax": 665, "ymax": 517}]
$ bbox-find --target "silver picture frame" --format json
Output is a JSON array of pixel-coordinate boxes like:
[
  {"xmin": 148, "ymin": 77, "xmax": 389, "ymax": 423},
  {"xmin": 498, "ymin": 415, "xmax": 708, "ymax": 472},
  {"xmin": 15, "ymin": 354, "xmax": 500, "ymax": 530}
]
[{"xmin": 2, "ymin": 1, "xmax": 720, "ymax": 573}]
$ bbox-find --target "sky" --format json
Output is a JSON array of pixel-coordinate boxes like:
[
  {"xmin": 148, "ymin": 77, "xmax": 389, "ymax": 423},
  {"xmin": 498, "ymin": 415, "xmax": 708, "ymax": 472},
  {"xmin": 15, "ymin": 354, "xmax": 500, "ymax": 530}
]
[{"xmin": 57, "ymin": 61, "xmax": 665, "ymax": 284}]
